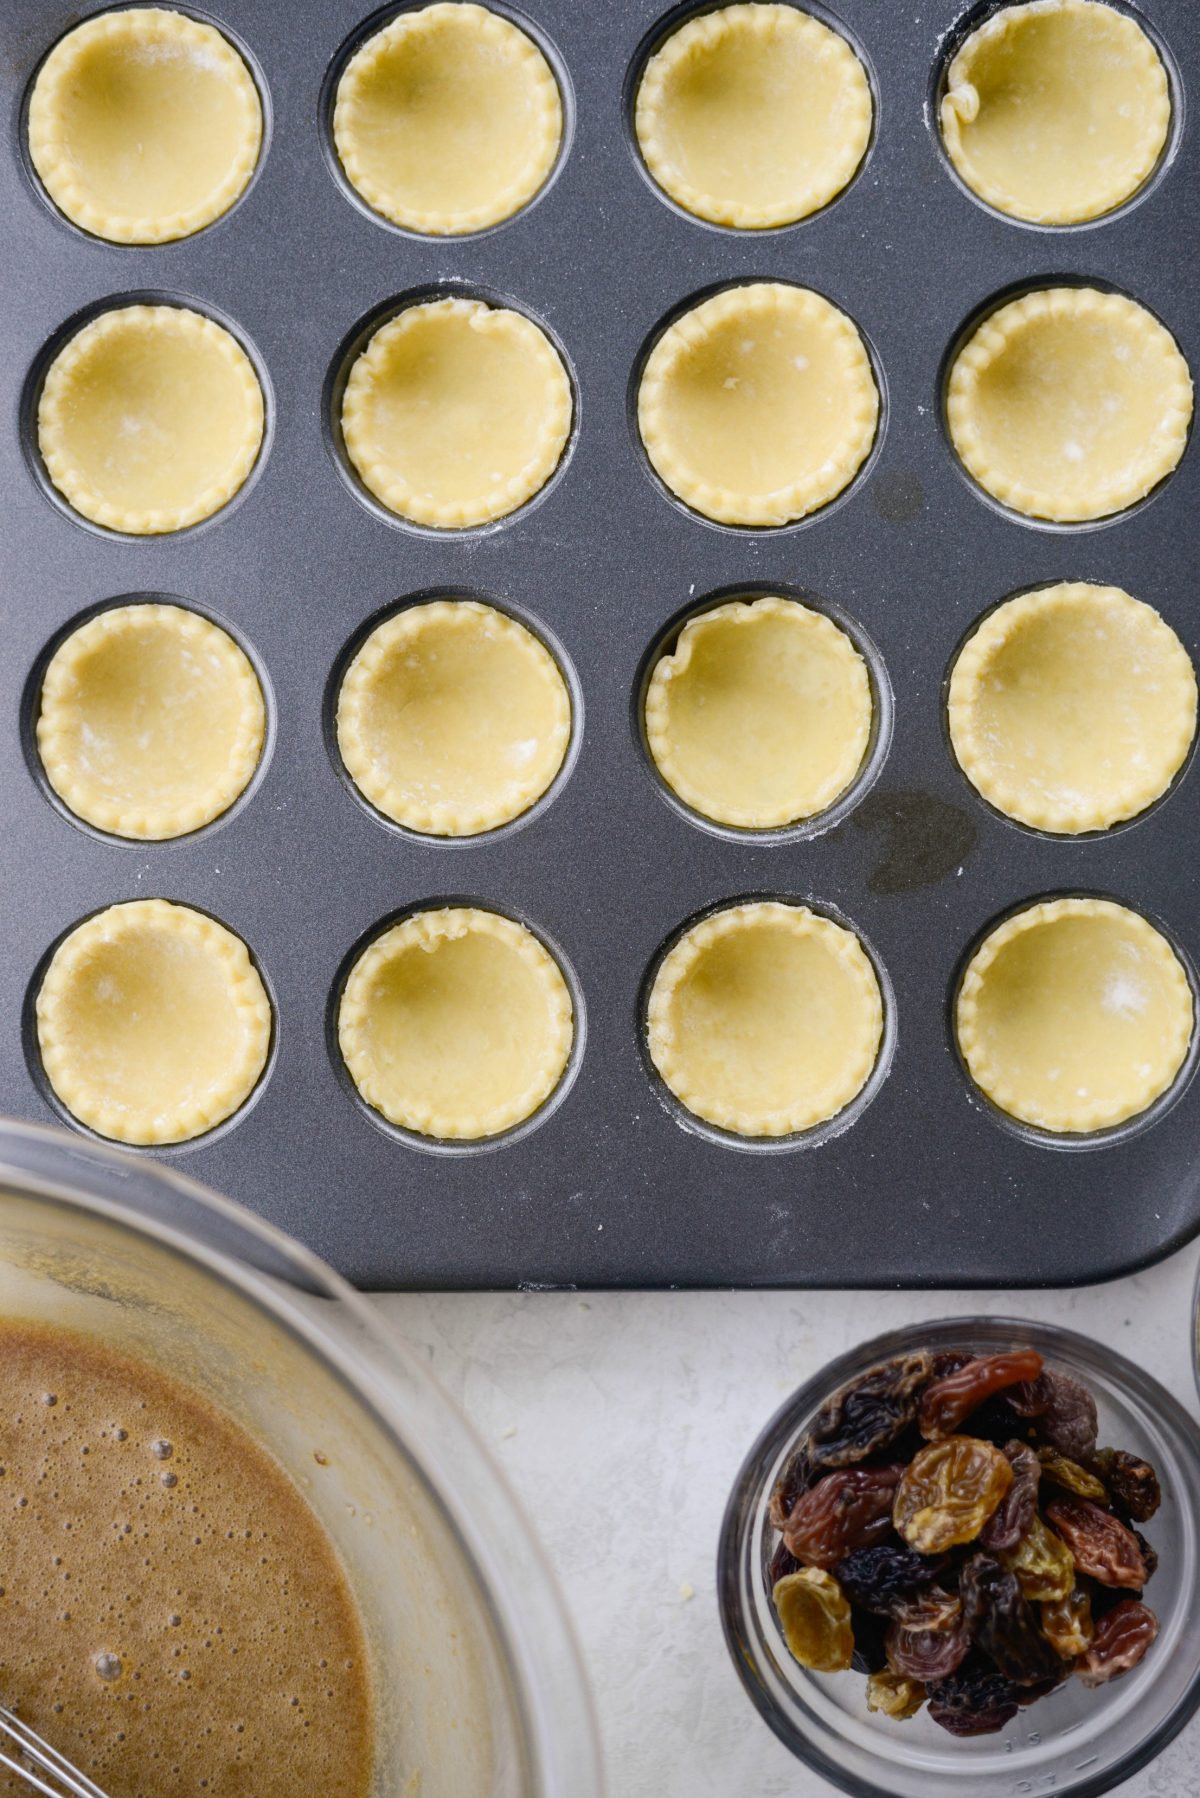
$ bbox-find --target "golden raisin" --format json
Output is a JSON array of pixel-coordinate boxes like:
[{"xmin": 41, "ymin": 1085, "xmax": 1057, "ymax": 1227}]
[
  {"xmin": 866, "ymin": 1669, "xmax": 926, "ymax": 1719},
  {"xmin": 997, "ymin": 1513, "xmax": 1075, "ymax": 1604},
  {"xmin": 773, "ymin": 1568, "xmax": 855, "ymax": 1672},
  {"xmin": 1041, "ymin": 1585, "xmax": 1094, "ymax": 1659},
  {"xmin": 893, "ymin": 1437, "xmax": 1013, "ymax": 1554}
]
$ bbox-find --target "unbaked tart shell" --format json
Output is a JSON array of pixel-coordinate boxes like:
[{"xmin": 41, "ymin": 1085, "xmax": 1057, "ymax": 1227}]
[
  {"xmin": 37, "ymin": 602, "xmax": 266, "ymax": 841},
  {"xmin": 36, "ymin": 899, "xmax": 272, "ymax": 1145},
  {"xmin": 644, "ymin": 596, "xmax": 872, "ymax": 828},
  {"xmin": 336, "ymin": 598, "xmax": 571, "ymax": 835},
  {"xmin": 338, "ymin": 907, "xmax": 574, "ymax": 1140},
  {"xmin": 634, "ymin": 2, "xmax": 872, "ymax": 229},
  {"xmin": 340, "ymin": 296, "xmax": 572, "ymax": 529},
  {"xmin": 638, "ymin": 282, "xmax": 879, "ymax": 526},
  {"xmin": 646, "ymin": 900, "xmax": 884, "ymax": 1136},
  {"xmin": 28, "ymin": 6, "xmax": 262, "ymax": 245},
  {"xmin": 941, "ymin": 0, "xmax": 1171, "ymax": 227},
  {"xmin": 948, "ymin": 582, "xmax": 1196, "ymax": 834},
  {"xmin": 956, "ymin": 897, "xmax": 1193, "ymax": 1134},
  {"xmin": 38, "ymin": 303, "xmax": 265, "ymax": 534},
  {"xmin": 333, "ymin": 1, "xmax": 562, "ymax": 235},
  {"xmin": 946, "ymin": 286, "xmax": 1192, "ymax": 523}
]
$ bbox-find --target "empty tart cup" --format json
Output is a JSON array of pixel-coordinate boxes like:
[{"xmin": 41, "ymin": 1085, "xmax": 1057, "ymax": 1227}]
[
  {"xmin": 634, "ymin": 2, "xmax": 872, "ymax": 229},
  {"xmin": 646, "ymin": 900, "xmax": 884, "ymax": 1138},
  {"xmin": 955, "ymin": 897, "xmax": 1194, "ymax": 1135},
  {"xmin": 338, "ymin": 907, "xmax": 574, "ymax": 1141},
  {"xmin": 37, "ymin": 603, "xmax": 266, "ymax": 841},
  {"xmin": 337, "ymin": 599, "xmax": 570, "ymax": 836},
  {"xmin": 644, "ymin": 596, "xmax": 872, "ymax": 829},
  {"xmin": 35, "ymin": 899, "xmax": 272, "ymax": 1146},
  {"xmin": 948, "ymin": 583, "xmax": 1197, "ymax": 834},
  {"xmin": 940, "ymin": 0, "xmax": 1171, "ymax": 226},
  {"xmin": 332, "ymin": 2, "xmax": 562, "ymax": 235},
  {"xmin": 37, "ymin": 303, "xmax": 265, "ymax": 534},
  {"xmin": 340, "ymin": 296, "xmax": 572, "ymax": 529},
  {"xmin": 945, "ymin": 287, "xmax": 1192, "ymax": 524},
  {"xmin": 26, "ymin": 7, "xmax": 262, "ymax": 245},
  {"xmin": 637, "ymin": 283, "xmax": 879, "ymax": 526}
]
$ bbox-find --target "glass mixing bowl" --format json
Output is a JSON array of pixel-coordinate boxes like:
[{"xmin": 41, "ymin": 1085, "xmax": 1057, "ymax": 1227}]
[
  {"xmin": 0, "ymin": 1118, "xmax": 602, "ymax": 1798},
  {"xmin": 719, "ymin": 1316, "xmax": 1200, "ymax": 1798}
]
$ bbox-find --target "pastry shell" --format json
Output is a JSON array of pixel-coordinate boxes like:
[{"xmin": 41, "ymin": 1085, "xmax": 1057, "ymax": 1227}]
[
  {"xmin": 340, "ymin": 296, "xmax": 572, "ymax": 529},
  {"xmin": 948, "ymin": 583, "xmax": 1196, "ymax": 834},
  {"xmin": 638, "ymin": 282, "xmax": 879, "ymax": 526},
  {"xmin": 338, "ymin": 907, "xmax": 574, "ymax": 1140},
  {"xmin": 28, "ymin": 7, "xmax": 262, "ymax": 245},
  {"xmin": 634, "ymin": 2, "xmax": 872, "ymax": 229},
  {"xmin": 956, "ymin": 897, "xmax": 1194, "ymax": 1134},
  {"xmin": 333, "ymin": 2, "xmax": 562, "ymax": 235},
  {"xmin": 36, "ymin": 899, "xmax": 272, "ymax": 1145},
  {"xmin": 945, "ymin": 287, "xmax": 1192, "ymax": 524},
  {"xmin": 646, "ymin": 900, "xmax": 884, "ymax": 1136}
]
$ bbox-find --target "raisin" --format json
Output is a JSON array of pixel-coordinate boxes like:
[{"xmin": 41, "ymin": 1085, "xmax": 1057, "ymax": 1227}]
[
  {"xmin": 769, "ymin": 1445, "xmax": 817, "ymax": 1531},
  {"xmin": 1076, "ymin": 1599, "xmax": 1158, "ymax": 1688},
  {"xmin": 1131, "ymin": 1527, "xmax": 1158, "ymax": 1583},
  {"xmin": 960, "ymin": 1553, "xmax": 1060, "ymax": 1686},
  {"xmin": 926, "ymin": 1662, "xmax": 1020, "ymax": 1736},
  {"xmin": 996, "ymin": 1513, "xmax": 1075, "ymax": 1604},
  {"xmin": 893, "ymin": 1437, "xmax": 1013, "ymax": 1554},
  {"xmin": 1093, "ymin": 1448, "xmax": 1161, "ymax": 1523},
  {"xmin": 773, "ymin": 1569, "xmax": 855, "ymax": 1672},
  {"xmin": 782, "ymin": 1466, "xmax": 904, "ymax": 1570},
  {"xmin": 1045, "ymin": 1498, "xmax": 1147, "ymax": 1590},
  {"xmin": 767, "ymin": 1538, "xmax": 801, "ymax": 1588},
  {"xmin": 888, "ymin": 1587, "xmax": 962, "ymax": 1633},
  {"xmin": 834, "ymin": 1544, "xmax": 949, "ymax": 1618},
  {"xmin": 918, "ymin": 1350, "xmax": 1043, "ymax": 1441},
  {"xmin": 885, "ymin": 1618, "xmax": 970, "ymax": 1682},
  {"xmin": 1010, "ymin": 1369, "xmax": 1098, "ymax": 1462},
  {"xmin": 806, "ymin": 1354, "xmax": 934, "ymax": 1470},
  {"xmin": 929, "ymin": 1350, "xmax": 975, "ymax": 1380},
  {"xmin": 850, "ymin": 1606, "xmax": 890, "ymax": 1674},
  {"xmin": 979, "ymin": 1441, "xmax": 1040, "ymax": 1553},
  {"xmin": 1037, "ymin": 1449, "xmax": 1107, "ymax": 1502},
  {"xmin": 865, "ymin": 1669, "xmax": 926, "ymax": 1719},
  {"xmin": 1041, "ymin": 1585, "xmax": 1094, "ymax": 1659}
]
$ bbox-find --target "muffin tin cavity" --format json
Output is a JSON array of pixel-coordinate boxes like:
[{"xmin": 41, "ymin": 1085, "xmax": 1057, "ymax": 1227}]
[
  {"xmin": 631, "ymin": 1, "xmax": 873, "ymax": 230},
  {"xmin": 328, "ymin": 1, "xmax": 566, "ymax": 236}
]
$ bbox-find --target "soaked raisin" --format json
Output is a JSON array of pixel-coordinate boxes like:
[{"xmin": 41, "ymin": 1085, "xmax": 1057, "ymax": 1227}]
[
  {"xmin": 926, "ymin": 1662, "xmax": 1020, "ymax": 1736},
  {"xmin": 893, "ymin": 1437, "xmax": 1012, "ymax": 1554},
  {"xmin": 866, "ymin": 1669, "xmax": 926, "ymax": 1719},
  {"xmin": 1093, "ymin": 1448, "xmax": 1161, "ymax": 1523},
  {"xmin": 979, "ymin": 1442, "xmax": 1040, "ymax": 1553},
  {"xmin": 773, "ymin": 1569, "xmax": 855, "ymax": 1672},
  {"xmin": 1045, "ymin": 1497, "xmax": 1147, "ymax": 1590},
  {"xmin": 807, "ymin": 1354, "xmax": 934, "ymax": 1470},
  {"xmin": 996, "ymin": 1513, "xmax": 1075, "ymax": 1604},
  {"xmin": 1041, "ymin": 1585, "xmax": 1094, "ymax": 1660},
  {"xmin": 1037, "ymin": 1449, "xmax": 1107, "ymax": 1502},
  {"xmin": 835, "ymin": 1544, "xmax": 949, "ymax": 1618},
  {"xmin": 885, "ymin": 1618, "xmax": 970, "ymax": 1682},
  {"xmin": 1010, "ymin": 1369, "xmax": 1098, "ymax": 1462},
  {"xmin": 960, "ymin": 1554, "xmax": 1060, "ymax": 1687},
  {"xmin": 1076, "ymin": 1599, "xmax": 1158, "ymax": 1688},
  {"xmin": 918, "ymin": 1351, "xmax": 1043, "ymax": 1441},
  {"xmin": 782, "ymin": 1466, "xmax": 904, "ymax": 1570}
]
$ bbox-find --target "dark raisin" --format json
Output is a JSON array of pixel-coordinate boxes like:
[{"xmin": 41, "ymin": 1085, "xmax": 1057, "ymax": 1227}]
[
  {"xmin": 960, "ymin": 1554, "xmax": 1060, "ymax": 1687},
  {"xmin": 1093, "ymin": 1448, "xmax": 1161, "ymax": 1523},
  {"xmin": 769, "ymin": 1444, "xmax": 817, "ymax": 1531},
  {"xmin": 806, "ymin": 1354, "xmax": 934, "ymax": 1469},
  {"xmin": 782, "ymin": 1466, "xmax": 904, "ymax": 1569},
  {"xmin": 979, "ymin": 1442, "xmax": 1040, "ymax": 1553},
  {"xmin": 1131, "ymin": 1527, "xmax": 1158, "ymax": 1584},
  {"xmin": 1009, "ymin": 1369, "xmax": 1098, "ymax": 1462},
  {"xmin": 918, "ymin": 1350, "xmax": 1043, "ymax": 1440},
  {"xmin": 767, "ymin": 1538, "xmax": 801, "ymax": 1588},
  {"xmin": 926, "ymin": 1660, "xmax": 1020, "ymax": 1736},
  {"xmin": 834, "ymin": 1544, "xmax": 949, "ymax": 1618},
  {"xmin": 849, "ymin": 1606, "xmax": 890, "ymax": 1675}
]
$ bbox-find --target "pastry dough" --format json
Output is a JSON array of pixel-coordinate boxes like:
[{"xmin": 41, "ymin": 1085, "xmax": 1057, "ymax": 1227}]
[
  {"xmin": 36, "ymin": 900, "xmax": 272, "ymax": 1145},
  {"xmin": 957, "ymin": 898, "xmax": 1193, "ymax": 1133},
  {"xmin": 638, "ymin": 282, "xmax": 878, "ymax": 526},
  {"xmin": 948, "ymin": 583, "xmax": 1196, "ymax": 834},
  {"xmin": 941, "ymin": 0, "xmax": 1170, "ymax": 226},
  {"xmin": 37, "ymin": 603, "xmax": 266, "ymax": 841},
  {"xmin": 38, "ymin": 304, "xmax": 265, "ymax": 534},
  {"xmin": 333, "ymin": 2, "xmax": 561, "ymax": 234},
  {"xmin": 644, "ymin": 596, "xmax": 871, "ymax": 828},
  {"xmin": 946, "ymin": 287, "xmax": 1192, "ymax": 523},
  {"xmin": 646, "ymin": 900, "xmax": 883, "ymax": 1136},
  {"xmin": 634, "ymin": 3, "xmax": 872, "ymax": 228},
  {"xmin": 337, "ymin": 598, "xmax": 571, "ymax": 835},
  {"xmin": 338, "ymin": 907, "xmax": 573, "ymax": 1139},
  {"xmin": 27, "ymin": 8, "xmax": 262, "ymax": 244},
  {"xmin": 340, "ymin": 296, "xmax": 572, "ymax": 528}
]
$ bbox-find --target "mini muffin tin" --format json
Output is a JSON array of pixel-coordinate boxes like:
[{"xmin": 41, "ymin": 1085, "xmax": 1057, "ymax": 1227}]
[{"xmin": 2, "ymin": 0, "xmax": 1199, "ymax": 1289}]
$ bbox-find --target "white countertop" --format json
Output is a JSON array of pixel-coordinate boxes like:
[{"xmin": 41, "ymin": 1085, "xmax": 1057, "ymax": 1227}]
[{"xmin": 375, "ymin": 1247, "xmax": 1200, "ymax": 1798}]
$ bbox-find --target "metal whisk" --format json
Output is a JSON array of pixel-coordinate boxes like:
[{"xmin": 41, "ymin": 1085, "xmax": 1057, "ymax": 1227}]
[{"xmin": 0, "ymin": 1709, "xmax": 109, "ymax": 1798}]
